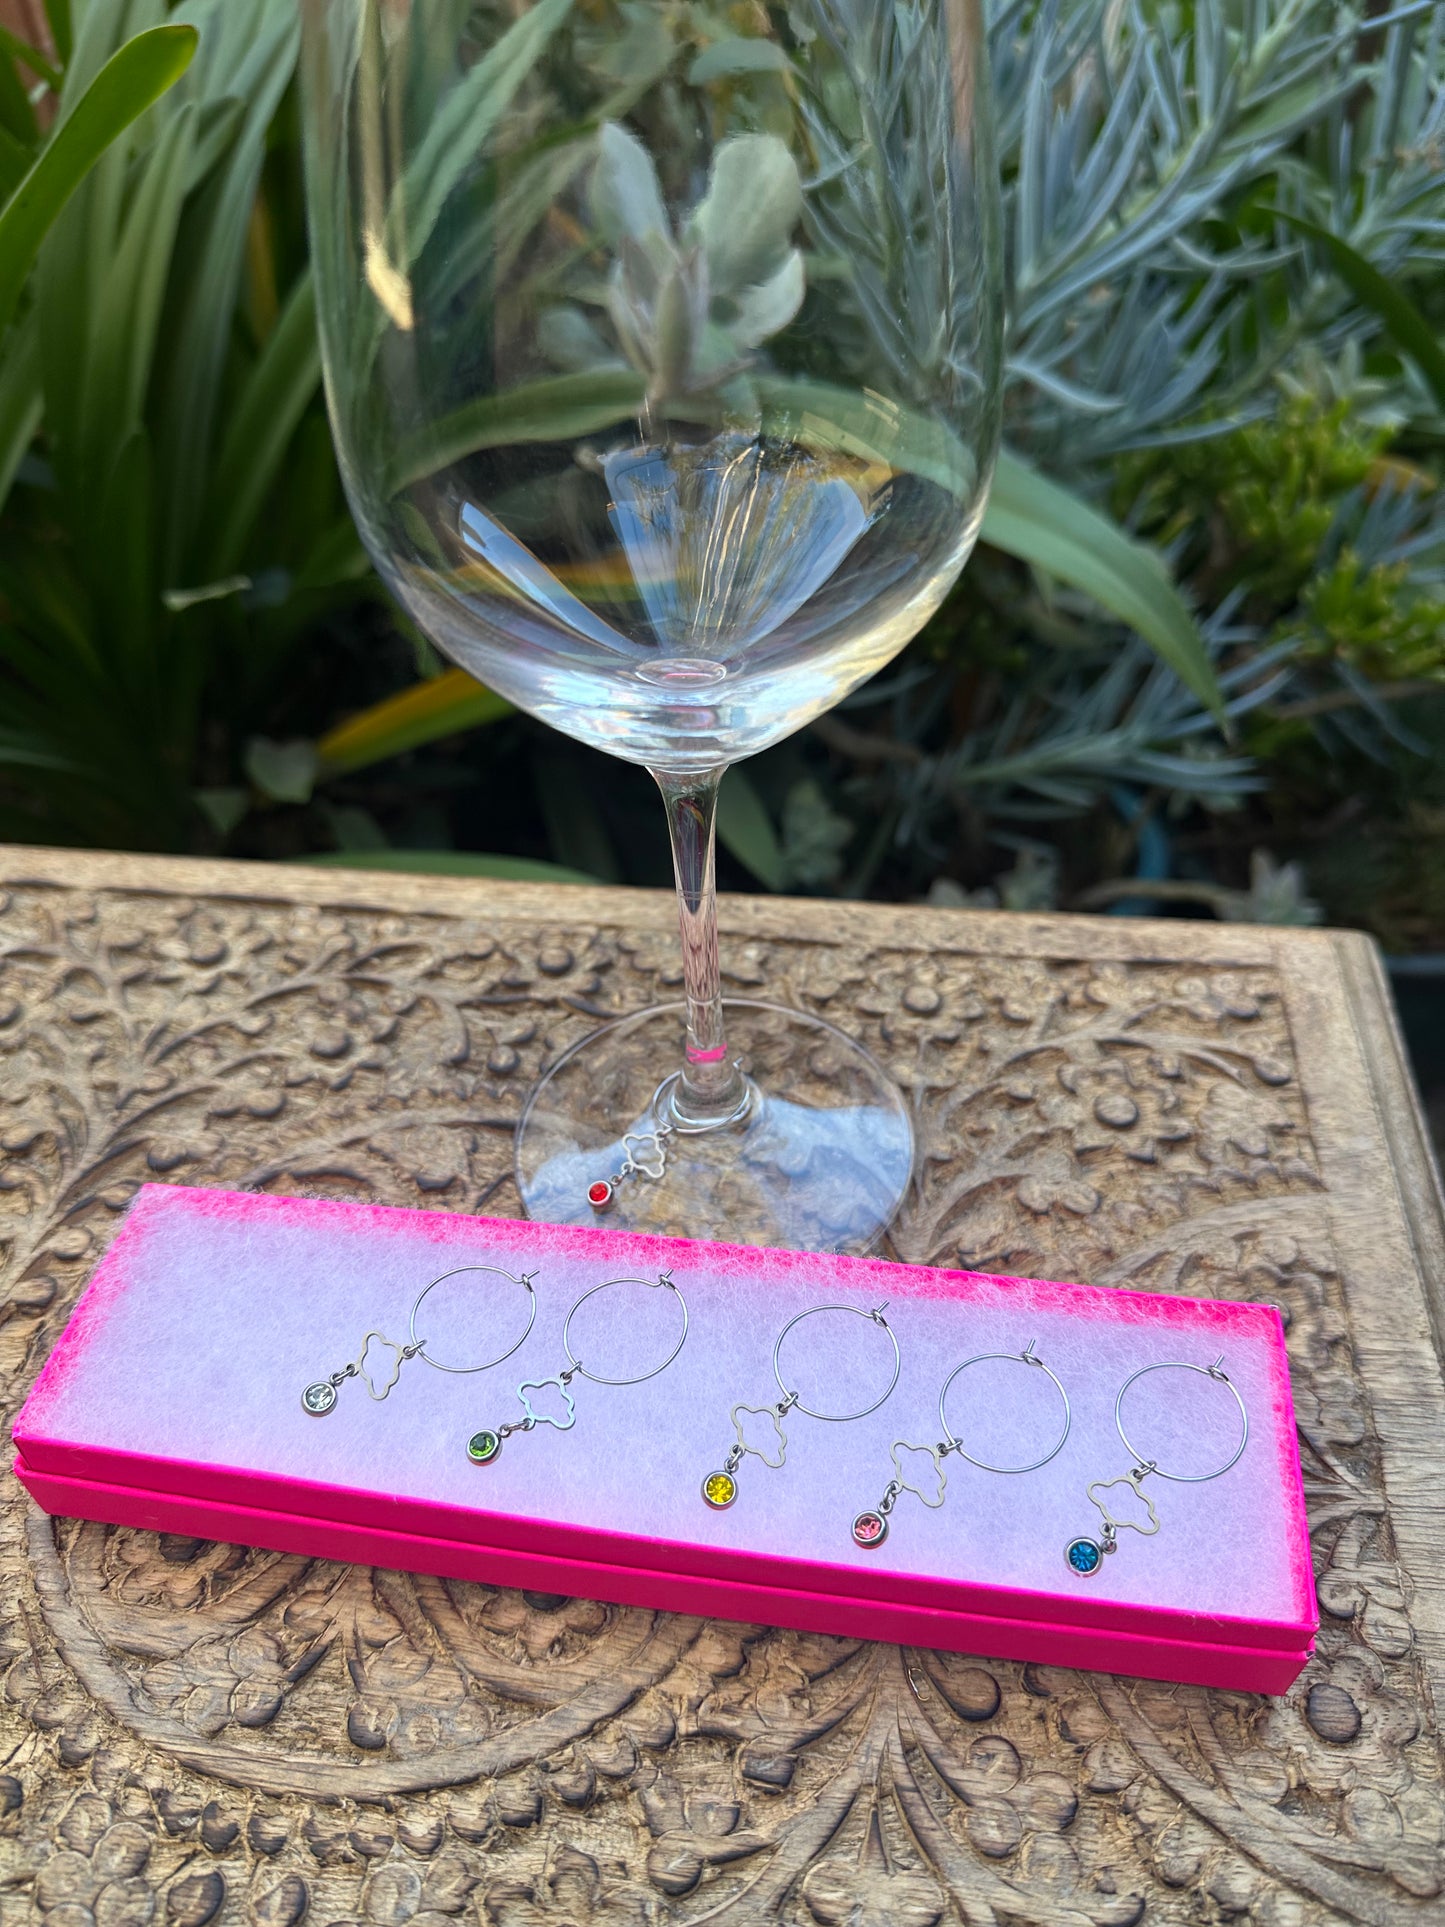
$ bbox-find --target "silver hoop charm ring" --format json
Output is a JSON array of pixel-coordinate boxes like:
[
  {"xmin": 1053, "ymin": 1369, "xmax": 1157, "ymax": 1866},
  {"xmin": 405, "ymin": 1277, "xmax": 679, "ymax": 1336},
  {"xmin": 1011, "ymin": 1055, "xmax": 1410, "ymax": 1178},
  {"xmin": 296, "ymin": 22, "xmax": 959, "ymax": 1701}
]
[
  {"xmin": 562, "ymin": 1272, "xmax": 689, "ymax": 1386},
  {"xmin": 408, "ymin": 1265, "xmax": 537, "ymax": 1373},
  {"xmin": 1115, "ymin": 1358, "xmax": 1248, "ymax": 1482},
  {"xmin": 939, "ymin": 1342, "xmax": 1071, "ymax": 1473},
  {"xmin": 772, "ymin": 1303, "xmax": 900, "ymax": 1422}
]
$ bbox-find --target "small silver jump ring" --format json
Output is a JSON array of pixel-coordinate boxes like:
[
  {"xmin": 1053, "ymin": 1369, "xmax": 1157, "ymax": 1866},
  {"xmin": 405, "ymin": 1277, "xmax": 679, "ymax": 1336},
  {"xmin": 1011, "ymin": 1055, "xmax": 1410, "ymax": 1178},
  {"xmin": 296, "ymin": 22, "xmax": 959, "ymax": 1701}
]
[
  {"xmin": 1115, "ymin": 1358, "xmax": 1248, "ymax": 1482},
  {"xmin": 562, "ymin": 1273, "xmax": 689, "ymax": 1386},
  {"xmin": 939, "ymin": 1344, "xmax": 1071, "ymax": 1474},
  {"xmin": 772, "ymin": 1303, "xmax": 901, "ymax": 1423},
  {"xmin": 408, "ymin": 1265, "xmax": 537, "ymax": 1374}
]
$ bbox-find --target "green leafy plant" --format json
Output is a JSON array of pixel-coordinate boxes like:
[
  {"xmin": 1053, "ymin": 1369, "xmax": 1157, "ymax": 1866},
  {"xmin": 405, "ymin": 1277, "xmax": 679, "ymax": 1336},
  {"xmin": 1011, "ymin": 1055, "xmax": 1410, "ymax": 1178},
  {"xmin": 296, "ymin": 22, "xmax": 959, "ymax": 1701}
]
[
  {"xmin": 0, "ymin": 0, "xmax": 1438, "ymax": 950},
  {"xmin": 1122, "ymin": 394, "xmax": 1394, "ymax": 609},
  {"xmin": 302, "ymin": 848, "xmax": 596, "ymax": 884},
  {"xmin": 0, "ymin": 19, "xmax": 197, "ymax": 337},
  {"xmin": 0, "ymin": 0, "xmax": 365, "ymax": 851},
  {"xmin": 307, "ymin": 0, "xmax": 1220, "ymax": 803},
  {"xmin": 780, "ymin": 0, "xmax": 1445, "ymax": 923},
  {"xmin": 0, "ymin": 9, "xmax": 198, "ymax": 513},
  {"xmin": 1272, "ymin": 211, "xmax": 1445, "ymax": 414},
  {"xmin": 0, "ymin": 0, "xmax": 1222, "ymax": 885}
]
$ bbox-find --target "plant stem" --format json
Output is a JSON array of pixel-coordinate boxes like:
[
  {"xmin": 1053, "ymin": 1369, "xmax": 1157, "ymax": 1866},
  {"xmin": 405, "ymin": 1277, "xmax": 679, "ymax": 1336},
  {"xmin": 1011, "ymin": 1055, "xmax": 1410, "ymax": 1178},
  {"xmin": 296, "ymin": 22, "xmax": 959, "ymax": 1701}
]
[
  {"xmin": 653, "ymin": 766, "xmax": 749, "ymax": 1128},
  {"xmin": 1273, "ymin": 678, "xmax": 1443, "ymax": 722}
]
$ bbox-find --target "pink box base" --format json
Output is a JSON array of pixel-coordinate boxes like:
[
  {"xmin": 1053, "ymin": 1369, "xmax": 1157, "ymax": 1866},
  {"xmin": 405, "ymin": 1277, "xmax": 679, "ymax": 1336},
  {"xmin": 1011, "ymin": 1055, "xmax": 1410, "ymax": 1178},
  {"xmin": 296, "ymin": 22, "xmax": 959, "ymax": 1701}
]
[
  {"xmin": 15, "ymin": 1460, "xmax": 1307, "ymax": 1693},
  {"xmin": 13, "ymin": 1186, "xmax": 1318, "ymax": 1692}
]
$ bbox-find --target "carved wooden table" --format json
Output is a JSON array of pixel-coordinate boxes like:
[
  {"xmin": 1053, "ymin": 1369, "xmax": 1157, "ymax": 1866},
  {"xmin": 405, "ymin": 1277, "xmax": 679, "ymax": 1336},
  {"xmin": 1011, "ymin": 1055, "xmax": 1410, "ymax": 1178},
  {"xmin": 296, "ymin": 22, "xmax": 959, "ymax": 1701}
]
[{"xmin": 0, "ymin": 846, "xmax": 1442, "ymax": 1927}]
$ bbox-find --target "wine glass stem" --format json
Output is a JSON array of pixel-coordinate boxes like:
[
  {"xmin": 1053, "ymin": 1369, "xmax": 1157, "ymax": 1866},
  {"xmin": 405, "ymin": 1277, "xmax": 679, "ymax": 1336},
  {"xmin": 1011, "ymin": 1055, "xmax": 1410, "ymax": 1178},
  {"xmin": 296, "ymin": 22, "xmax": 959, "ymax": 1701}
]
[{"xmin": 654, "ymin": 767, "xmax": 749, "ymax": 1128}]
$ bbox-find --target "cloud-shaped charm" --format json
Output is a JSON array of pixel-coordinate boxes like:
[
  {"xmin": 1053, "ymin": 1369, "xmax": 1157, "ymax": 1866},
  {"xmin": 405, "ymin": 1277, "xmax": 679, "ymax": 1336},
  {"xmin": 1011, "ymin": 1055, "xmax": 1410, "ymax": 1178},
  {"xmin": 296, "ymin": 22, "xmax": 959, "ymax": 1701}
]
[
  {"xmin": 357, "ymin": 1332, "xmax": 405, "ymax": 1402},
  {"xmin": 732, "ymin": 1404, "xmax": 787, "ymax": 1467},
  {"xmin": 620, "ymin": 1130, "xmax": 667, "ymax": 1180},
  {"xmin": 892, "ymin": 1441, "xmax": 947, "ymax": 1507},
  {"xmin": 519, "ymin": 1376, "xmax": 577, "ymax": 1431},
  {"xmin": 1087, "ymin": 1477, "xmax": 1159, "ymax": 1537}
]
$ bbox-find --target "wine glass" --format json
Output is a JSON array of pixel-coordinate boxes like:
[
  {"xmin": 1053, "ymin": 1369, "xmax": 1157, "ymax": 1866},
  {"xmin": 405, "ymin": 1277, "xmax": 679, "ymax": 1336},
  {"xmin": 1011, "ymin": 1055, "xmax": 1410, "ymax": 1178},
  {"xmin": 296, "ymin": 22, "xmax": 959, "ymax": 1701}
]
[{"xmin": 301, "ymin": 0, "xmax": 1003, "ymax": 1253}]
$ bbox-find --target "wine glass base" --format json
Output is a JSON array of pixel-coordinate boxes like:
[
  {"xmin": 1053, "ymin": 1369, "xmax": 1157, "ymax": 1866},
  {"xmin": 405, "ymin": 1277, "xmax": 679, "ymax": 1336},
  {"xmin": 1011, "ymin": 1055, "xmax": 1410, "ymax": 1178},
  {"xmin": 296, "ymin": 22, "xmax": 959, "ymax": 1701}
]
[{"xmin": 515, "ymin": 1000, "xmax": 915, "ymax": 1253}]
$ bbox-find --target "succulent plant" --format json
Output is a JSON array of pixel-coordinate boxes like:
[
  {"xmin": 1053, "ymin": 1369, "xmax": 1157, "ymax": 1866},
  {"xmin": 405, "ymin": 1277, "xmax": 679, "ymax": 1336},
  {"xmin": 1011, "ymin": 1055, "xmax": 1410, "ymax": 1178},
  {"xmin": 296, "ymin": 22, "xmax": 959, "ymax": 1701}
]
[{"xmin": 541, "ymin": 121, "xmax": 805, "ymax": 409}]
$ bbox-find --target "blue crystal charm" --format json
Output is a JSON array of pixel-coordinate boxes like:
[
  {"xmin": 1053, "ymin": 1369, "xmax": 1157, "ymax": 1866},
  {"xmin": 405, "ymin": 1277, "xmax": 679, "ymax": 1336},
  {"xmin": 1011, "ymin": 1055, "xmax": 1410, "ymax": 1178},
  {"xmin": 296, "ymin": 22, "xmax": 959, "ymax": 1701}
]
[{"xmin": 1066, "ymin": 1536, "xmax": 1103, "ymax": 1577}]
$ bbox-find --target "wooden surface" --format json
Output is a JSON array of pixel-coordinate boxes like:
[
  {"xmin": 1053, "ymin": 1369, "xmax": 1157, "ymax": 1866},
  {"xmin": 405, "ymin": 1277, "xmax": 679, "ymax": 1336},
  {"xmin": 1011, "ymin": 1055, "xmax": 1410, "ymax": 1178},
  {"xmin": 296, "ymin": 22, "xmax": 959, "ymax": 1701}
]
[{"xmin": 0, "ymin": 845, "xmax": 1442, "ymax": 1926}]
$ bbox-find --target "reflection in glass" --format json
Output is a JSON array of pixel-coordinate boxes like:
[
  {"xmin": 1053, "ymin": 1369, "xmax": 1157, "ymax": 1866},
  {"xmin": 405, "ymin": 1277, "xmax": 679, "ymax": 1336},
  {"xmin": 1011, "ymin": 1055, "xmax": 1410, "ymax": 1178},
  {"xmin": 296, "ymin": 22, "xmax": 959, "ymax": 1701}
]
[{"xmin": 302, "ymin": 0, "xmax": 1003, "ymax": 1249}]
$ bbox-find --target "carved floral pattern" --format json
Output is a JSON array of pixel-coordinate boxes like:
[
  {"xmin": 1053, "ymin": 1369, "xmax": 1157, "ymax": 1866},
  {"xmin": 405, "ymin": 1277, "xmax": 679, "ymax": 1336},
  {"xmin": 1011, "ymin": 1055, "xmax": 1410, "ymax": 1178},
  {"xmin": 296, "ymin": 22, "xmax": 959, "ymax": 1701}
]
[{"xmin": 0, "ymin": 878, "xmax": 1434, "ymax": 1923}]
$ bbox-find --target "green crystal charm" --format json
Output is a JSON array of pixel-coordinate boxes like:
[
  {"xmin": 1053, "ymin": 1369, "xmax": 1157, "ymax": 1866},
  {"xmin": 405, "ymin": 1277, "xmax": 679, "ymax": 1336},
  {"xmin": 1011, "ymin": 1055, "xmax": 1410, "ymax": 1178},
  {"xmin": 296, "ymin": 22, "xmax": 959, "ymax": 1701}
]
[{"xmin": 467, "ymin": 1429, "xmax": 502, "ymax": 1465}]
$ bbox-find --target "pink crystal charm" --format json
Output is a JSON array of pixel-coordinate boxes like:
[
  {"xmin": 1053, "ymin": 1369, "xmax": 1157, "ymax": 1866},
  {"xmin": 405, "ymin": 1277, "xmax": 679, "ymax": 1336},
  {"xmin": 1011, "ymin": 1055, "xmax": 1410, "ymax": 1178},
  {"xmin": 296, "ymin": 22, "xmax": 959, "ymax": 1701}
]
[{"xmin": 852, "ymin": 1509, "xmax": 888, "ymax": 1549}]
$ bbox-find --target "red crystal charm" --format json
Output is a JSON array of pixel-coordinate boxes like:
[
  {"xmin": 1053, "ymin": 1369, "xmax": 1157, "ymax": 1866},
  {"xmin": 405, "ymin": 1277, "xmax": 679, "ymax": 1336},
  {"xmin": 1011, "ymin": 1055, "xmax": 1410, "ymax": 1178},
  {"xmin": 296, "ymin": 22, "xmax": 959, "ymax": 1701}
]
[{"xmin": 587, "ymin": 1179, "xmax": 614, "ymax": 1212}]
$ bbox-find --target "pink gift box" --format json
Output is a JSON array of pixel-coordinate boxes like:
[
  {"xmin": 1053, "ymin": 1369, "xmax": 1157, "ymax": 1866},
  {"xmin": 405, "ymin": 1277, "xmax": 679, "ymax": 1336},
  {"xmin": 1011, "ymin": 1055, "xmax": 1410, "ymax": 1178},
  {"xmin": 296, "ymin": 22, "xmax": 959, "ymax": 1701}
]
[{"xmin": 12, "ymin": 1185, "xmax": 1316, "ymax": 1692}]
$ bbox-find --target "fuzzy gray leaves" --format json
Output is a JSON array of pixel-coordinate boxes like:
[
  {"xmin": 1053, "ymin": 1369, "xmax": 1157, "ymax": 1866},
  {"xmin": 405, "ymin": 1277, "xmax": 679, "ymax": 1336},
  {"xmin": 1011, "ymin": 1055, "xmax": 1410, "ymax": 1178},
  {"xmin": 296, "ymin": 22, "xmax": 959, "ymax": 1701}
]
[
  {"xmin": 583, "ymin": 121, "xmax": 806, "ymax": 405},
  {"xmin": 689, "ymin": 134, "xmax": 802, "ymax": 305}
]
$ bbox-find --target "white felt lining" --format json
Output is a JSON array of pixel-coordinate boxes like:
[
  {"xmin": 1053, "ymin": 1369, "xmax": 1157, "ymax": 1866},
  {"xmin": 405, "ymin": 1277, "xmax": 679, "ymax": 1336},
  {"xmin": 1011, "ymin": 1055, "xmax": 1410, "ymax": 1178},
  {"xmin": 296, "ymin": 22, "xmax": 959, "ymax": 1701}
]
[{"xmin": 21, "ymin": 1191, "xmax": 1308, "ymax": 1624}]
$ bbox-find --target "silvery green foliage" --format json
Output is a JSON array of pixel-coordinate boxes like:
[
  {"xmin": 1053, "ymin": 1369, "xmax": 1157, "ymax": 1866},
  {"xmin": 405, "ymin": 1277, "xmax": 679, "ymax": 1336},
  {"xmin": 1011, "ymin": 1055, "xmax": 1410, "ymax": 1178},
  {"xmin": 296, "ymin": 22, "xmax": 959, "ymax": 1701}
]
[
  {"xmin": 538, "ymin": 3, "xmax": 1002, "ymax": 444},
  {"xmin": 549, "ymin": 122, "xmax": 805, "ymax": 404},
  {"xmin": 938, "ymin": 629, "xmax": 1272, "ymax": 816},
  {"xmin": 1227, "ymin": 852, "xmax": 1323, "ymax": 926},
  {"xmin": 1343, "ymin": 479, "xmax": 1445, "ymax": 595},
  {"xmin": 904, "ymin": 0, "xmax": 1445, "ymax": 834},
  {"xmin": 780, "ymin": 777, "xmax": 854, "ymax": 889},
  {"xmin": 791, "ymin": 0, "xmax": 1001, "ymax": 412},
  {"xmin": 1289, "ymin": 474, "xmax": 1445, "ymax": 766},
  {"xmin": 990, "ymin": 0, "xmax": 1445, "ymax": 464},
  {"xmin": 858, "ymin": 611, "xmax": 1282, "ymax": 860},
  {"xmin": 1313, "ymin": 7, "xmax": 1445, "ymax": 270}
]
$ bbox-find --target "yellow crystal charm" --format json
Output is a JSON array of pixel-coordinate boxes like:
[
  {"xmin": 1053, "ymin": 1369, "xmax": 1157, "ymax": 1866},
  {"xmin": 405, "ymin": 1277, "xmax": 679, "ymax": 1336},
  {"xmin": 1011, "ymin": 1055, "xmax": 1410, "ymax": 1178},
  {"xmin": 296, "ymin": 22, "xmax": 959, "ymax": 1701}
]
[{"xmin": 702, "ymin": 1470, "xmax": 737, "ymax": 1509}]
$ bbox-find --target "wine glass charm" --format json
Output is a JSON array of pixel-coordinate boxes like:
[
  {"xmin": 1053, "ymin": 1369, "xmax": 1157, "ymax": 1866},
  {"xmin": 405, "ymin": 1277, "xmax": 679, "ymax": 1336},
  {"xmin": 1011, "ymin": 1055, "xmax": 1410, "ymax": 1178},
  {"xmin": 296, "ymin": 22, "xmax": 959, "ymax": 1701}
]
[
  {"xmin": 301, "ymin": 1266, "xmax": 537, "ymax": 1417},
  {"xmin": 586, "ymin": 1121, "xmax": 675, "ymax": 1213},
  {"xmin": 466, "ymin": 1270, "xmax": 688, "ymax": 1464},
  {"xmin": 850, "ymin": 1340, "xmax": 1070, "ymax": 1551},
  {"xmin": 702, "ymin": 1302, "xmax": 900, "ymax": 1511},
  {"xmin": 1066, "ymin": 1356, "xmax": 1249, "ymax": 1577}
]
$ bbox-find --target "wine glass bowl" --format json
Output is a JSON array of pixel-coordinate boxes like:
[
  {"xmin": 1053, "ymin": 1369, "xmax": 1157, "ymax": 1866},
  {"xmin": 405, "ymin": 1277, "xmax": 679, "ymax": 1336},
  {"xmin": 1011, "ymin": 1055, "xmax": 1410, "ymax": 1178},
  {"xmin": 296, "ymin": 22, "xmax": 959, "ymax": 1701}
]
[{"xmin": 303, "ymin": 0, "xmax": 1004, "ymax": 1250}]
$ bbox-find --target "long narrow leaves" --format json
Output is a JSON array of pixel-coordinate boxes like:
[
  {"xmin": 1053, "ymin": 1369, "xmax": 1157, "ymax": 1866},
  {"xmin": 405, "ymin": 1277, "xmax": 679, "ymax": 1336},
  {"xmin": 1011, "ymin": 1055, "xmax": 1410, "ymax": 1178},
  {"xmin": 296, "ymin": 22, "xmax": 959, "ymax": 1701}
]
[
  {"xmin": 1272, "ymin": 208, "xmax": 1445, "ymax": 409},
  {"xmin": 982, "ymin": 450, "xmax": 1223, "ymax": 720},
  {"xmin": 0, "ymin": 24, "xmax": 197, "ymax": 334},
  {"xmin": 43, "ymin": 1, "xmax": 73, "ymax": 69},
  {"xmin": 717, "ymin": 771, "xmax": 788, "ymax": 890},
  {"xmin": 0, "ymin": 309, "xmax": 39, "ymax": 512},
  {"xmin": 318, "ymin": 667, "xmax": 514, "ymax": 774},
  {"xmin": 299, "ymin": 849, "xmax": 597, "ymax": 884},
  {"xmin": 0, "ymin": 0, "xmax": 366, "ymax": 853},
  {"xmin": 155, "ymin": 2, "xmax": 300, "ymax": 578},
  {"xmin": 389, "ymin": 368, "xmax": 644, "ymax": 494},
  {"xmin": 0, "ymin": 27, "xmax": 61, "ymax": 96},
  {"xmin": 207, "ymin": 272, "xmax": 322, "ymax": 577},
  {"xmin": 400, "ymin": 0, "xmax": 574, "ymax": 263}
]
